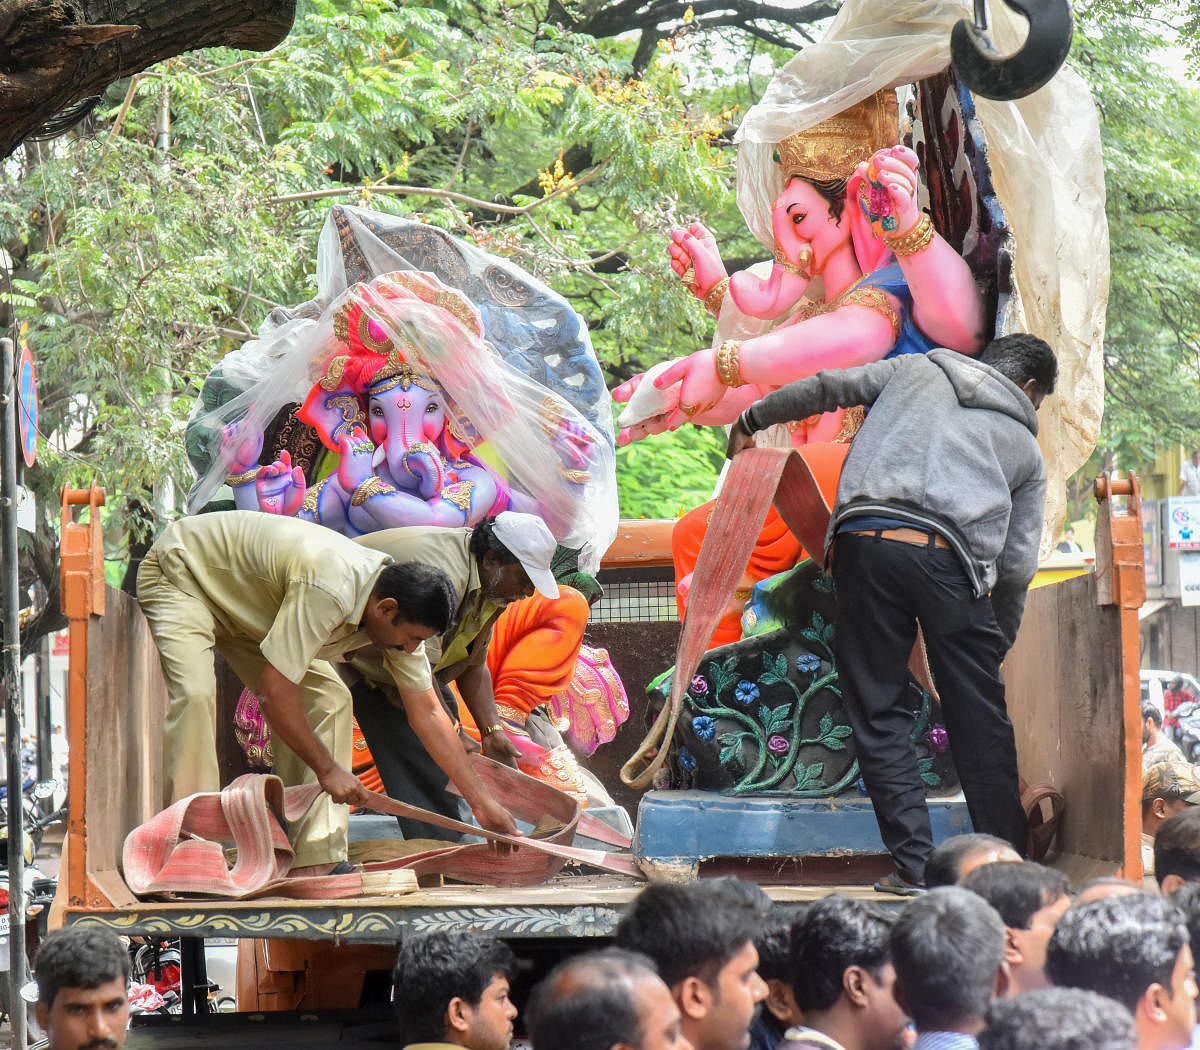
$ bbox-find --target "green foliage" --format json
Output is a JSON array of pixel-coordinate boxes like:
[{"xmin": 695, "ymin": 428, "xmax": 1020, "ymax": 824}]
[
  {"xmin": 2, "ymin": 0, "xmax": 778, "ymax": 571},
  {"xmin": 1070, "ymin": 3, "xmax": 1200, "ymax": 468}
]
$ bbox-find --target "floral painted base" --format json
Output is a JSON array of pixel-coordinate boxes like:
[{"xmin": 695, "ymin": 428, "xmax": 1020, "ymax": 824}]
[{"xmin": 646, "ymin": 559, "xmax": 959, "ymax": 798}]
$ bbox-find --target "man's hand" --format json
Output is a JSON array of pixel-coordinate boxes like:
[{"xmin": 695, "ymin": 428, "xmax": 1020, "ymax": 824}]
[
  {"xmin": 482, "ymin": 729, "xmax": 521, "ymax": 769},
  {"xmin": 726, "ymin": 417, "xmax": 755, "ymax": 459},
  {"xmin": 317, "ymin": 763, "xmax": 372, "ymax": 808},
  {"xmin": 471, "ymin": 795, "xmax": 521, "ymax": 845}
]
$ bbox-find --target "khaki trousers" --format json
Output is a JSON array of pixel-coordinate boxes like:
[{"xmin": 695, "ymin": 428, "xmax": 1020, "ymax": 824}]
[{"xmin": 136, "ymin": 548, "xmax": 351, "ymax": 868}]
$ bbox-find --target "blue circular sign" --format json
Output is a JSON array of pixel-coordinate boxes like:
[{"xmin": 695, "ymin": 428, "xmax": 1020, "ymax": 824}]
[{"xmin": 18, "ymin": 344, "xmax": 37, "ymax": 467}]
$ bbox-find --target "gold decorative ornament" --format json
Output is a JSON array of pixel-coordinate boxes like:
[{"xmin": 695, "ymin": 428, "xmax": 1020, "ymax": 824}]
[
  {"xmin": 715, "ymin": 340, "xmax": 746, "ymax": 388},
  {"xmin": 680, "ymin": 265, "xmax": 698, "ymax": 293},
  {"xmin": 884, "ymin": 213, "xmax": 935, "ymax": 257},
  {"xmin": 401, "ymin": 441, "xmax": 443, "ymax": 481},
  {"xmin": 480, "ymin": 723, "xmax": 506, "ymax": 738},
  {"xmin": 772, "ymin": 244, "xmax": 812, "ymax": 279},
  {"xmin": 225, "ymin": 467, "xmax": 260, "ymax": 488},
  {"xmin": 703, "ymin": 276, "xmax": 730, "ymax": 316},
  {"xmin": 561, "ymin": 467, "xmax": 592, "ymax": 484},
  {"xmin": 350, "ymin": 477, "xmax": 397, "ymax": 506},
  {"xmin": 301, "ymin": 477, "xmax": 330, "ymax": 525},
  {"xmin": 678, "ymin": 401, "xmax": 702, "ymax": 417},
  {"xmin": 441, "ymin": 481, "xmax": 475, "ymax": 513},
  {"xmin": 775, "ymin": 90, "xmax": 900, "ymax": 183},
  {"xmin": 841, "ymin": 287, "xmax": 901, "ymax": 341}
]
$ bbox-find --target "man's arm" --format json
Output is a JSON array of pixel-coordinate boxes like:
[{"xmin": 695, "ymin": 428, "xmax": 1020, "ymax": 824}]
[
  {"xmin": 398, "ymin": 684, "xmax": 520, "ymax": 836},
  {"xmin": 257, "ymin": 663, "xmax": 371, "ymax": 807},
  {"xmin": 740, "ymin": 357, "xmax": 903, "ymax": 434},
  {"xmin": 455, "ymin": 662, "xmax": 521, "ymax": 768},
  {"xmin": 990, "ymin": 468, "xmax": 1047, "ymax": 649}
]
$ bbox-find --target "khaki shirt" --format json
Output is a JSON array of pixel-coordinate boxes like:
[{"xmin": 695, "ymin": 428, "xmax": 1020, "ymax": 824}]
[
  {"xmin": 151, "ymin": 511, "xmax": 392, "ymax": 684},
  {"xmin": 350, "ymin": 526, "xmax": 504, "ymax": 693}
]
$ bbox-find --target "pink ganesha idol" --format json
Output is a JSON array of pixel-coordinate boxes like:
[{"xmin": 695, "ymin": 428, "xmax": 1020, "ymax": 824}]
[{"xmin": 613, "ymin": 90, "xmax": 987, "ymax": 643}]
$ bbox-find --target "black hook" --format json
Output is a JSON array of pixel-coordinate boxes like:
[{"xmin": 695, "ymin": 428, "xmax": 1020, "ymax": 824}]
[{"xmin": 951, "ymin": 0, "xmax": 1074, "ymax": 101}]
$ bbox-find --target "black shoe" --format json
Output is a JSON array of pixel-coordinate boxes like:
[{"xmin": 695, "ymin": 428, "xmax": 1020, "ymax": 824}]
[
  {"xmin": 330, "ymin": 860, "xmax": 356, "ymax": 875},
  {"xmin": 874, "ymin": 872, "xmax": 925, "ymax": 897}
]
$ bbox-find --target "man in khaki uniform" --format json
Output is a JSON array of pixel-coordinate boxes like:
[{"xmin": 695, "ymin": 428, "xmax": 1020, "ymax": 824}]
[
  {"xmin": 349, "ymin": 512, "xmax": 561, "ymax": 840},
  {"xmin": 136, "ymin": 511, "xmax": 518, "ymax": 872}
]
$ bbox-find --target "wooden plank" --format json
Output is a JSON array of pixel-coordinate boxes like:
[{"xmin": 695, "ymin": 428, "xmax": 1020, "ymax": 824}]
[
  {"xmin": 1004, "ymin": 573, "xmax": 1126, "ymax": 864},
  {"xmin": 84, "ymin": 586, "xmax": 168, "ymax": 900},
  {"xmin": 602, "ymin": 520, "xmax": 677, "ymax": 568}
]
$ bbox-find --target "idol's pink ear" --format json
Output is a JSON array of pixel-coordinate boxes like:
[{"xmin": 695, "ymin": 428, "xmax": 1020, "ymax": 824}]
[
  {"xmin": 297, "ymin": 381, "xmax": 367, "ymax": 452},
  {"xmin": 845, "ymin": 171, "xmax": 893, "ymax": 275}
]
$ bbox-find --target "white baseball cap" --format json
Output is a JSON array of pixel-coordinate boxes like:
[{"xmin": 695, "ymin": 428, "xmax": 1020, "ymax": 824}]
[{"xmin": 492, "ymin": 512, "xmax": 560, "ymax": 599}]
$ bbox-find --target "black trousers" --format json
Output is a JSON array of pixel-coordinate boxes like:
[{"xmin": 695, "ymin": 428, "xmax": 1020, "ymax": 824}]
[
  {"xmin": 832, "ymin": 533, "xmax": 1028, "ymax": 883},
  {"xmin": 351, "ymin": 679, "xmax": 469, "ymax": 842}
]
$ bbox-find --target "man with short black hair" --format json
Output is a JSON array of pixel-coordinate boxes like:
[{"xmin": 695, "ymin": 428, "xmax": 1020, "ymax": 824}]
[
  {"xmin": 729, "ymin": 334, "xmax": 1057, "ymax": 893},
  {"xmin": 526, "ymin": 947, "xmax": 692, "ymax": 1050},
  {"xmin": 890, "ymin": 887, "xmax": 1009, "ymax": 1048},
  {"xmin": 615, "ymin": 878, "xmax": 768, "ymax": 1050},
  {"xmin": 1155, "ymin": 808, "xmax": 1200, "ymax": 896},
  {"xmin": 979, "ymin": 988, "xmax": 1136, "ymax": 1050},
  {"xmin": 350, "ymin": 512, "xmax": 564, "ymax": 840},
  {"xmin": 393, "ymin": 929, "xmax": 518, "ymax": 1050},
  {"xmin": 34, "ymin": 926, "xmax": 130, "ymax": 1050},
  {"xmin": 750, "ymin": 918, "xmax": 805, "ymax": 1050},
  {"xmin": 960, "ymin": 861, "xmax": 1070, "ymax": 996},
  {"xmin": 1145, "ymin": 705, "xmax": 1185, "ymax": 766},
  {"xmin": 778, "ymin": 897, "xmax": 909, "ymax": 1050},
  {"xmin": 923, "ymin": 835, "xmax": 1021, "ymax": 890},
  {"xmin": 1045, "ymin": 895, "xmax": 1197, "ymax": 1050}
]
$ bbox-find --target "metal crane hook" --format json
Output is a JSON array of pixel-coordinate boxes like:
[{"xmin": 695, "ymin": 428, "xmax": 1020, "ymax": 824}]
[{"xmin": 951, "ymin": 0, "xmax": 1074, "ymax": 101}]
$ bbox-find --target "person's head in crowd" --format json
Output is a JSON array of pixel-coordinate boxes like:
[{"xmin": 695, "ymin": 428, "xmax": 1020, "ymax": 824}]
[
  {"xmin": 923, "ymin": 835, "xmax": 1021, "ymax": 890},
  {"xmin": 1171, "ymin": 882, "xmax": 1200, "ymax": 972},
  {"xmin": 789, "ymin": 897, "xmax": 909, "ymax": 1050},
  {"xmin": 34, "ymin": 926, "xmax": 130, "ymax": 1050},
  {"xmin": 1155, "ymin": 807, "xmax": 1200, "ymax": 896},
  {"xmin": 393, "ymin": 929, "xmax": 518, "ymax": 1050},
  {"xmin": 1045, "ymin": 894, "xmax": 1196, "ymax": 1050},
  {"xmin": 1143, "ymin": 760, "xmax": 1200, "ymax": 839},
  {"xmin": 752, "ymin": 915, "xmax": 805, "ymax": 1047},
  {"xmin": 1074, "ymin": 877, "xmax": 1142, "ymax": 906},
  {"xmin": 1144, "ymin": 704, "xmax": 1167, "ymax": 748},
  {"xmin": 526, "ymin": 948, "xmax": 691, "ymax": 1050},
  {"xmin": 978, "ymin": 987, "xmax": 1136, "ymax": 1050},
  {"xmin": 890, "ymin": 887, "xmax": 1008, "ymax": 1037},
  {"xmin": 615, "ymin": 878, "xmax": 769, "ymax": 1050},
  {"xmin": 960, "ymin": 861, "xmax": 1070, "ymax": 996}
]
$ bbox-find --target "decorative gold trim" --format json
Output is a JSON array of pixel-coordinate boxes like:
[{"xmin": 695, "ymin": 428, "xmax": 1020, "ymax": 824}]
[
  {"xmin": 225, "ymin": 467, "xmax": 260, "ymax": 488},
  {"xmin": 441, "ymin": 481, "xmax": 474, "ymax": 512},
  {"xmin": 885, "ymin": 213, "xmax": 935, "ymax": 257},
  {"xmin": 402, "ymin": 441, "xmax": 443, "ymax": 481},
  {"xmin": 703, "ymin": 276, "xmax": 730, "ymax": 316},
  {"xmin": 351, "ymin": 477, "xmax": 397, "ymax": 506},
  {"xmin": 320, "ymin": 355, "xmax": 350, "ymax": 392},
  {"xmin": 841, "ymin": 287, "xmax": 901, "ymax": 342},
  {"xmin": 561, "ymin": 467, "xmax": 591, "ymax": 484},
  {"xmin": 301, "ymin": 477, "xmax": 330, "ymax": 525},
  {"xmin": 715, "ymin": 340, "xmax": 745, "ymax": 388}
]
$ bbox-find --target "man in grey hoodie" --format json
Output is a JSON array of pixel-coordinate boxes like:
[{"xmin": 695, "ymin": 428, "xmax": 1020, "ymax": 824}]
[{"xmin": 726, "ymin": 334, "xmax": 1057, "ymax": 895}]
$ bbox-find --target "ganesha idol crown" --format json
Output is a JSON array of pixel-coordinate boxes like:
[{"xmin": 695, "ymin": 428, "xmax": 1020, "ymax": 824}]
[{"xmin": 775, "ymin": 89, "xmax": 899, "ymax": 182}]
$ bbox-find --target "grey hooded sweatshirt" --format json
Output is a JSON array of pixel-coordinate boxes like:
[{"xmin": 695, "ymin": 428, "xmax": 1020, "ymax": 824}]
[{"xmin": 741, "ymin": 349, "xmax": 1046, "ymax": 646}]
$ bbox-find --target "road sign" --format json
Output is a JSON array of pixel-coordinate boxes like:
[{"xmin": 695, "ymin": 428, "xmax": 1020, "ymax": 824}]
[{"xmin": 17, "ymin": 343, "xmax": 36, "ymax": 467}]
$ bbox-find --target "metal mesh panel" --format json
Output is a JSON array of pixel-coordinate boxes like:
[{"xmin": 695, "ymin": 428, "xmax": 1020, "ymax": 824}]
[{"xmin": 592, "ymin": 567, "xmax": 679, "ymax": 623}]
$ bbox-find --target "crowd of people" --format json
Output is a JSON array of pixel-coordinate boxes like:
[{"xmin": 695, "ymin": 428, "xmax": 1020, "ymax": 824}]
[{"xmin": 30, "ymin": 839, "xmax": 1200, "ymax": 1050}]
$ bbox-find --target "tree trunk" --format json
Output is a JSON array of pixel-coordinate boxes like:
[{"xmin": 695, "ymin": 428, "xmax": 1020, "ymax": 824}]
[{"xmin": 0, "ymin": 0, "xmax": 296, "ymax": 157}]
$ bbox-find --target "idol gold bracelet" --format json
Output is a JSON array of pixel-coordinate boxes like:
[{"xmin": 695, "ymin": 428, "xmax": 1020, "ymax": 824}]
[
  {"xmin": 703, "ymin": 276, "xmax": 730, "ymax": 317},
  {"xmin": 350, "ymin": 476, "xmax": 397, "ymax": 506},
  {"xmin": 715, "ymin": 339, "xmax": 746, "ymax": 388},
  {"xmin": 885, "ymin": 213, "xmax": 935, "ymax": 257},
  {"xmin": 225, "ymin": 467, "xmax": 260, "ymax": 488}
]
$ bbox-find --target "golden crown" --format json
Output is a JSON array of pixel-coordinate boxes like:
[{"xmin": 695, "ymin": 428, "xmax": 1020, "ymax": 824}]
[{"xmin": 775, "ymin": 90, "xmax": 899, "ymax": 183}]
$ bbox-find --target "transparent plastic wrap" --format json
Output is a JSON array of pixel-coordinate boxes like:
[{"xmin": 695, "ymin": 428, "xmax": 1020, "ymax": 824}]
[
  {"xmin": 186, "ymin": 209, "xmax": 617, "ymax": 571},
  {"xmin": 734, "ymin": 0, "xmax": 1108, "ymax": 546}
]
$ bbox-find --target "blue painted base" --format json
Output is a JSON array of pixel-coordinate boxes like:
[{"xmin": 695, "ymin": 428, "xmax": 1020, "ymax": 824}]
[{"xmin": 634, "ymin": 790, "xmax": 972, "ymax": 865}]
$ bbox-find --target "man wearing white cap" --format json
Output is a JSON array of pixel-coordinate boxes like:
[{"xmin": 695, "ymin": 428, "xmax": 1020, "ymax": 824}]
[{"xmin": 346, "ymin": 512, "xmax": 562, "ymax": 839}]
